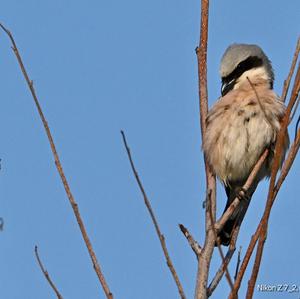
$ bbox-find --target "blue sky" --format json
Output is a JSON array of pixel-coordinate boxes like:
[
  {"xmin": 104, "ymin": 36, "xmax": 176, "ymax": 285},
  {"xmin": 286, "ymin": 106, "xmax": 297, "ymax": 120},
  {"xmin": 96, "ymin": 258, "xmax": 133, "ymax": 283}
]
[{"xmin": 0, "ymin": 1, "xmax": 299, "ymax": 298}]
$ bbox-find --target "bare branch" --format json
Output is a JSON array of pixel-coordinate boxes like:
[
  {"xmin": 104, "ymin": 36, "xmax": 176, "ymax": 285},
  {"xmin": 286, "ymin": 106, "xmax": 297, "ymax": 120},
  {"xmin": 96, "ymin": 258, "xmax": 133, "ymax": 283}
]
[
  {"xmin": 234, "ymin": 247, "xmax": 242, "ymax": 281},
  {"xmin": 281, "ymin": 38, "xmax": 300, "ymax": 102},
  {"xmin": 121, "ymin": 131, "xmax": 186, "ymax": 299},
  {"xmin": 0, "ymin": 23, "xmax": 113, "ymax": 299},
  {"xmin": 288, "ymin": 63, "xmax": 300, "ymax": 108},
  {"xmin": 179, "ymin": 224, "xmax": 202, "ymax": 257},
  {"xmin": 194, "ymin": 1, "xmax": 219, "ymax": 298},
  {"xmin": 246, "ymin": 236, "xmax": 265, "ymax": 299},
  {"xmin": 289, "ymin": 94, "xmax": 300, "ymax": 125},
  {"xmin": 34, "ymin": 246, "xmax": 64, "ymax": 299},
  {"xmin": 196, "ymin": 1, "xmax": 209, "ymax": 140}
]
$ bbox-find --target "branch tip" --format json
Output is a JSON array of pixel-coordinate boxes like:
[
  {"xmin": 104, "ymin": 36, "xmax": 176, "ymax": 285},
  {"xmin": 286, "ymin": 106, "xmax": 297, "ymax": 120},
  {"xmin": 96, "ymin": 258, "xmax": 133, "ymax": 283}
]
[
  {"xmin": 122, "ymin": 133, "xmax": 186, "ymax": 299},
  {"xmin": 34, "ymin": 246, "xmax": 64, "ymax": 299}
]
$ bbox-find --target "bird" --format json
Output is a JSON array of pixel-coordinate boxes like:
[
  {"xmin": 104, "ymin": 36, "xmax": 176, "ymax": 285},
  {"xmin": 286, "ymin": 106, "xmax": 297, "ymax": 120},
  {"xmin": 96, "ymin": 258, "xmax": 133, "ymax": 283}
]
[{"xmin": 202, "ymin": 44, "xmax": 289, "ymax": 246}]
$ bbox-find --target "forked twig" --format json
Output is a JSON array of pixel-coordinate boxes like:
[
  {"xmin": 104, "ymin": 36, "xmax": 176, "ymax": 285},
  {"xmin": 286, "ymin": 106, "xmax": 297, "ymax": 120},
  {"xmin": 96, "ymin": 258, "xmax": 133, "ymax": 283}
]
[
  {"xmin": 208, "ymin": 194, "xmax": 234, "ymax": 291},
  {"xmin": 34, "ymin": 246, "xmax": 63, "ymax": 299},
  {"xmin": 121, "ymin": 131, "xmax": 186, "ymax": 299},
  {"xmin": 207, "ymin": 222, "xmax": 240, "ymax": 297},
  {"xmin": 207, "ymin": 248, "xmax": 235, "ymax": 297},
  {"xmin": 0, "ymin": 23, "xmax": 113, "ymax": 299}
]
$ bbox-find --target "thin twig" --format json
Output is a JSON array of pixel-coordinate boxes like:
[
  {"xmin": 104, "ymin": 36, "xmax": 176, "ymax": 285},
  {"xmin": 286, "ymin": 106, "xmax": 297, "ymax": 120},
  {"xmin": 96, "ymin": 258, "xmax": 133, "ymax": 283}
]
[
  {"xmin": 121, "ymin": 131, "xmax": 186, "ymax": 299},
  {"xmin": 229, "ymin": 223, "xmax": 262, "ymax": 299},
  {"xmin": 281, "ymin": 37, "xmax": 300, "ymax": 102},
  {"xmin": 0, "ymin": 23, "xmax": 113, "ymax": 299},
  {"xmin": 208, "ymin": 194, "xmax": 234, "ymax": 291},
  {"xmin": 34, "ymin": 246, "xmax": 64, "ymax": 299},
  {"xmin": 234, "ymin": 247, "xmax": 242, "ymax": 281},
  {"xmin": 179, "ymin": 224, "xmax": 202, "ymax": 257},
  {"xmin": 206, "ymin": 248, "xmax": 235, "ymax": 297},
  {"xmin": 206, "ymin": 225, "xmax": 239, "ymax": 297},
  {"xmin": 246, "ymin": 235, "xmax": 265, "ymax": 299},
  {"xmin": 247, "ymin": 77, "xmax": 274, "ymax": 129}
]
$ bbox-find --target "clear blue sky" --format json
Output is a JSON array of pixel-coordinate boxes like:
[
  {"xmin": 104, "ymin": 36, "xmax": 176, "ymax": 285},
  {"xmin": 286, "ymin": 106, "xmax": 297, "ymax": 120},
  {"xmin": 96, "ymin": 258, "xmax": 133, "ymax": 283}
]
[{"xmin": 1, "ymin": 1, "xmax": 299, "ymax": 298}]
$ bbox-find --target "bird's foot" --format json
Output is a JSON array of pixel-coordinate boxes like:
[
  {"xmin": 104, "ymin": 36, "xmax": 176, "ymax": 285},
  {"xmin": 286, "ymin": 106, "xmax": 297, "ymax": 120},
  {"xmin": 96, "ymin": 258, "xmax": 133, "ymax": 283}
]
[{"xmin": 236, "ymin": 187, "xmax": 251, "ymax": 201}]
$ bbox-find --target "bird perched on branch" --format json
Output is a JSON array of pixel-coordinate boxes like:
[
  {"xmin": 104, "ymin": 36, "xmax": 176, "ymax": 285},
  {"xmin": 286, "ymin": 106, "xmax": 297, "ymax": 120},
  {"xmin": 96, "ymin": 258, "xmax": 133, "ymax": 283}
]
[{"xmin": 203, "ymin": 44, "xmax": 289, "ymax": 246}]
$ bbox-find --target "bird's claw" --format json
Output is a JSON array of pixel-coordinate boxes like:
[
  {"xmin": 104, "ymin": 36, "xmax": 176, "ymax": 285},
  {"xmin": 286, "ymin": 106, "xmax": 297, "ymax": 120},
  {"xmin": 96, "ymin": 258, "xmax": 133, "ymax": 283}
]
[{"xmin": 236, "ymin": 187, "xmax": 250, "ymax": 201}]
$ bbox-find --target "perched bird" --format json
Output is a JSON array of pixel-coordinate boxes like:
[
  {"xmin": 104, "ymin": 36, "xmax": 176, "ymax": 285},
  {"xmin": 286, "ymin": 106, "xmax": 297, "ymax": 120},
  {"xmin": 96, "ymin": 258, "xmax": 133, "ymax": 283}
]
[{"xmin": 203, "ymin": 44, "xmax": 289, "ymax": 246}]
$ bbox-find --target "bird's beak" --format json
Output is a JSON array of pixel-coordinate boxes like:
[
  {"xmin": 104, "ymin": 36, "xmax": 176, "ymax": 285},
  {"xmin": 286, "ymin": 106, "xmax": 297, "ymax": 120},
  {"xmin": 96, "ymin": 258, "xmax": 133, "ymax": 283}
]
[{"xmin": 221, "ymin": 78, "xmax": 236, "ymax": 96}]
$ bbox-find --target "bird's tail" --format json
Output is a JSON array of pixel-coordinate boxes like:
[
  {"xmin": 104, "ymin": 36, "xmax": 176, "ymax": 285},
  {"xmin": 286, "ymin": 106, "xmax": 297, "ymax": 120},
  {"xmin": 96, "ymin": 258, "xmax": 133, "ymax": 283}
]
[{"xmin": 217, "ymin": 184, "xmax": 256, "ymax": 246}]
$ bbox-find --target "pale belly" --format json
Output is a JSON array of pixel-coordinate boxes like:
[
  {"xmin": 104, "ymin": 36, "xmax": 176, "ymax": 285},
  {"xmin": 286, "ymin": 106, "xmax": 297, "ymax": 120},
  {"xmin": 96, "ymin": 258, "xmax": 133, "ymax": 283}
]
[
  {"xmin": 204, "ymin": 103, "xmax": 280, "ymax": 184},
  {"xmin": 215, "ymin": 114, "xmax": 273, "ymax": 182}
]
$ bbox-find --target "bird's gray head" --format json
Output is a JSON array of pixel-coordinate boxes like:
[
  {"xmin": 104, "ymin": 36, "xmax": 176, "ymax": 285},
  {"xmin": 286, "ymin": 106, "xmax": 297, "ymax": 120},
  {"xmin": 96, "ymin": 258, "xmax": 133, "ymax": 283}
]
[{"xmin": 220, "ymin": 44, "xmax": 274, "ymax": 96}]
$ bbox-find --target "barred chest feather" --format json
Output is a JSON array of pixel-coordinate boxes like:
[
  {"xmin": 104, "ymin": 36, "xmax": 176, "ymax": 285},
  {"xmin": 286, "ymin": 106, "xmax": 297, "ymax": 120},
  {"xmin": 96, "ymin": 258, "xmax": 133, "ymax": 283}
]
[{"xmin": 203, "ymin": 85, "xmax": 287, "ymax": 184}]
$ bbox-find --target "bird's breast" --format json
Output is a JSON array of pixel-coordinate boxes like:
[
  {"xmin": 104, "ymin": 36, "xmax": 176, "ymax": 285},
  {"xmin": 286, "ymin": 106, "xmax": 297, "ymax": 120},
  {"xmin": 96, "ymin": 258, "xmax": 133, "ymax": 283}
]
[{"xmin": 203, "ymin": 91, "xmax": 286, "ymax": 184}]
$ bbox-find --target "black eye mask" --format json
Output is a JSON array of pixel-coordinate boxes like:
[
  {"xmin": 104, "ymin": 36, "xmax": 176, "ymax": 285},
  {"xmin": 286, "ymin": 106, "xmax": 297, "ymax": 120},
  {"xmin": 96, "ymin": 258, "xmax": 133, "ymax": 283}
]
[{"xmin": 221, "ymin": 56, "xmax": 263, "ymax": 96}]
